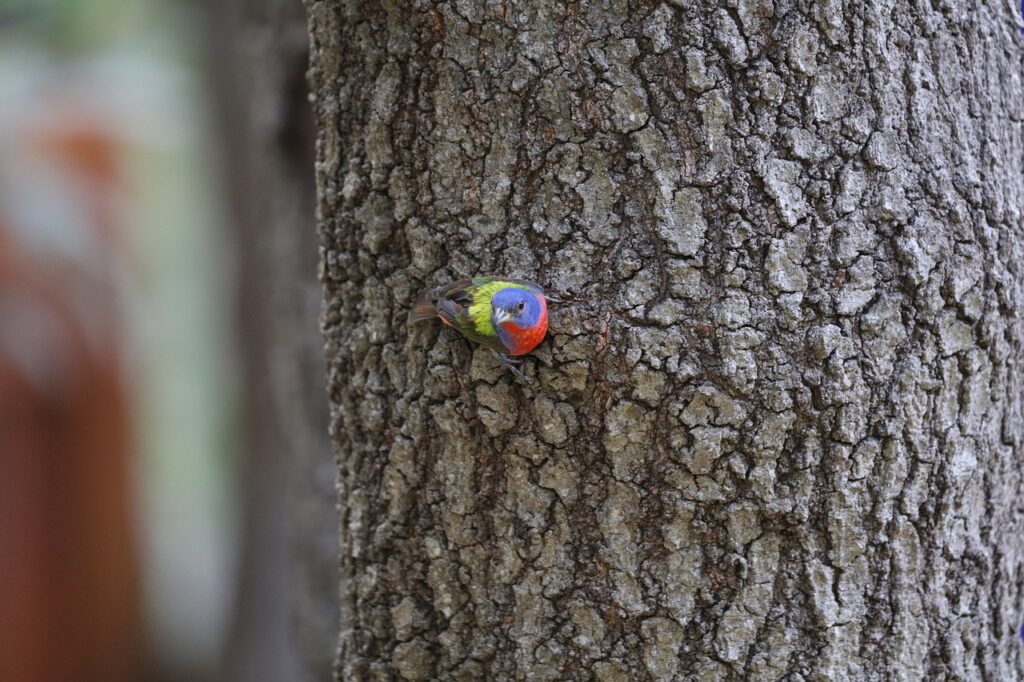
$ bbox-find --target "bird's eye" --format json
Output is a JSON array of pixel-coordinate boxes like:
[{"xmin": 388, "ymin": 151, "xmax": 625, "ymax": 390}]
[{"xmin": 517, "ymin": 300, "xmax": 525, "ymax": 312}]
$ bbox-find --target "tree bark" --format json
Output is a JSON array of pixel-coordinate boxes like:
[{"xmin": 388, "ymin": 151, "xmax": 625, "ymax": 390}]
[{"xmin": 306, "ymin": 1, "xmax": 1024, "ymax": 679}]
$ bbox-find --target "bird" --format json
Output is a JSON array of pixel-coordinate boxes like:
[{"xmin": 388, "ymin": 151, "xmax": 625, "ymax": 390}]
[{"xmin": 408, "ymin": 276, "xmax": 554, "ymax": 378}]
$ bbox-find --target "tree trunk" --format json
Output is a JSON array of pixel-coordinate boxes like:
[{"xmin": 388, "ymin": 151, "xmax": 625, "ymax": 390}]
[
  {"xmin": 209, "ymin": 2, "xmax": 335, "ymax": 680},
  {"xmin": 306, "ymin": 1, "xmax": 1024, "ymax": 679}
]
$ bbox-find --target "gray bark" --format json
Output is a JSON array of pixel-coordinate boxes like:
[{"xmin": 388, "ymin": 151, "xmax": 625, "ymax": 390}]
[
  {"xmin": 307, "ymin": 1, "xmax": 1024, "ymax": 679},
  {"xmin": 209, "ymin": 2, "xmax": 335, "ymax": 681}
]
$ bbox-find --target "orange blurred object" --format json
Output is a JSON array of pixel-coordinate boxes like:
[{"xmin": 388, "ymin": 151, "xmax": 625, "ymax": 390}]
[{"xmin": 0, "ymin": 89, "xmax": 143, "ymax": 682}]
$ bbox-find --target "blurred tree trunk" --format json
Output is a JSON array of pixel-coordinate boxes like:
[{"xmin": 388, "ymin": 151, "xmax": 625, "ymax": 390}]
[
  {"xmin": 307, "ymin": 1, "xmax": 1024, "ymax": 679},
  {"xmin": 0, "ymin": 93, "xmax": 141, "ymax": 682},
  {"xmin": 208, "ymin": 2, "xmax": 335, "ymax": 682}
]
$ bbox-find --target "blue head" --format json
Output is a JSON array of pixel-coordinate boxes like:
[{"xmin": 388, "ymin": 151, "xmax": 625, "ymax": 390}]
[{"xmin": 491, "ymin": 287, "xmax": 544, "ymax": 329}]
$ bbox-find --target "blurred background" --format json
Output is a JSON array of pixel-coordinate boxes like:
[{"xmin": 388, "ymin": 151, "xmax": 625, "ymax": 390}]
[{"xmin": 0, "ymin": 1, "xmax": 335, "ymax": 681}]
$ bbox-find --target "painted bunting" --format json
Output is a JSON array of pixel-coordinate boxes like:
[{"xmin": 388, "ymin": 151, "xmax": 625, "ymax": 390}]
[{"xmin": 408, "ymin": 276, "xmax": 553, "ymax": 377}]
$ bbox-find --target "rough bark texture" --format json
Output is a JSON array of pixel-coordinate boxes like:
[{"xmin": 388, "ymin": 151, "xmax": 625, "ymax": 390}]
[
  {"xmin": 307, "ymin": 1, "xmax": 1024, "ymax": 679},
  {"xmin": 209, "ymin": 2, "xmax": 335, "ymax": 681}
]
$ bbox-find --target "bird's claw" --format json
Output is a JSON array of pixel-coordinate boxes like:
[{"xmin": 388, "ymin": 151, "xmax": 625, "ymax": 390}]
[{"xmin": 492, "ymin": 351, "xmax": 530, "ymax": 381}]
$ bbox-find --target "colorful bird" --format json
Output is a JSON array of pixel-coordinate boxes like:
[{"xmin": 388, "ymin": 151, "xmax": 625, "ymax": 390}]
[{"xmin": 408, "ymin": 276, "xmax": 554, "ymax": 378}]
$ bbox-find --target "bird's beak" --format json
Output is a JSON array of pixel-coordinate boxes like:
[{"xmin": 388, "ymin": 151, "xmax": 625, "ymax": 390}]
[{"xmin": 492, "ymin": 308, "xmax": 512, "ymax": 324}]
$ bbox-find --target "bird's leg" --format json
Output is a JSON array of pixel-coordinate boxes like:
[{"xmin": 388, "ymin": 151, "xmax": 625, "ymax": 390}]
[{"xmin": 492, "ymin": 351, "xmax": 529, "ymax": 380}]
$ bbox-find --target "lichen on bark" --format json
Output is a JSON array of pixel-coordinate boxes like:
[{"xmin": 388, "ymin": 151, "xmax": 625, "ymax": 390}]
[{"xmin": 306, "ymin": 0, "xmax": 1024, "ymax": 678}]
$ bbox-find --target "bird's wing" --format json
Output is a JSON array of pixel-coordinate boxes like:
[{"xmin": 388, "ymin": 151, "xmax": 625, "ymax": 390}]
[{"xmin": 433, "ymin": 281, "xmax": 509, "ymax": 353}]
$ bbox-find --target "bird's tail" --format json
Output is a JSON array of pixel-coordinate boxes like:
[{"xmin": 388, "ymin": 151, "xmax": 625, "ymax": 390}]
[{"xmin": 407, "ymin": 296, "xmax": 438, "ymax": 324}]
